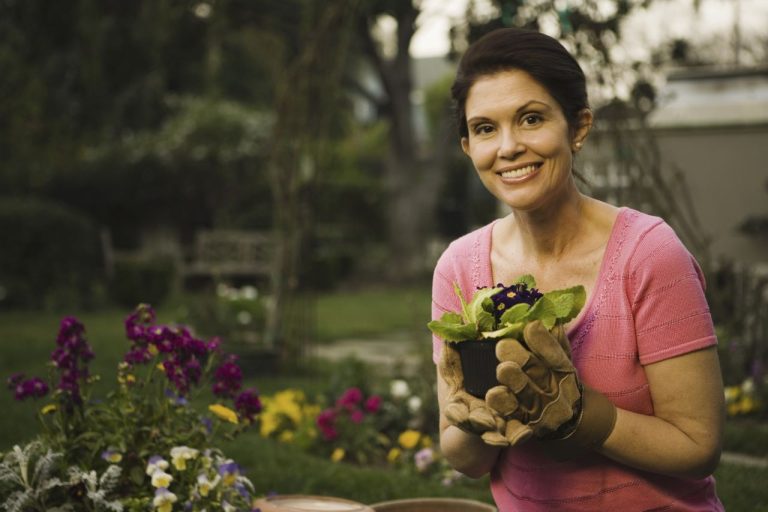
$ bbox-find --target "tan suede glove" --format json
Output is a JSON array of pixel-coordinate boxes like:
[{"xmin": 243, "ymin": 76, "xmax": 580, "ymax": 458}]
[
  {"xmin": 485, "ymin": 321, "xmax": 617, "ymax": 452},
  {"xmin": 438, "ymin": 342, "xmax": 520, "ymax": 446}
]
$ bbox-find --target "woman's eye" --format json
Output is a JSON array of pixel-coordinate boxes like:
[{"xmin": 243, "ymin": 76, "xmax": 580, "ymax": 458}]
[
  {"xmin": 522, "ymin": 114, "xmax": 542, "ymax": 126},
  {"xmin": 473, "ymin": 124, "xmax": 494, "ymax": 135}
]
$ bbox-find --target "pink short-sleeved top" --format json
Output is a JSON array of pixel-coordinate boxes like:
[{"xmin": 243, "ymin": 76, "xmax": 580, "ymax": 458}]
[{"xmin": 431, "ymin": 207, "xmax": 723, "ymax": 511}]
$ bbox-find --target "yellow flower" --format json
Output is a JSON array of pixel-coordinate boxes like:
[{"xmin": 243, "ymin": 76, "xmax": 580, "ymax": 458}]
[
  {"xmin": 41, "ymin": 404, "xmax": 57, "ymax": 415},
  {"xmin": 727, "ymin": 402, "xmax": 741, "ymax": 416},
  {"xmin": 278, "ymin": 430, "xmax": 295, "ymax": 443},
  {"xmin": 398, "ymin": 430, "xmax": 421, "ymax": 450},
  {"xmin": 170, "ymin": 446, "xmax": 199, "ymax": 471},
  {"xmin": 149, "ymin": 345, "xmax": 159, "ymax": 356},
  {"xmin": 724, "ymin": 386, "xmax": 740, "ymax": 402},
  {"xmin": 331, "ymin": 448, "xmax": 345, "ymax": 462},
  {"xmin": 209, "ymin": 404, "xmax": 239, "ymax": 424},
  {"xmin": 387, "ymin": 448, "xmax": 402, "ymax": 463},
  {"xmin": 421, "ymin": 436, "xmax": 433, "ymax": 448},
  {"xmin": 739, "ymin": 396, "xmax": 756, "ymax": 414},
  {"xmin": 151, "ymin": 470, "xmax": 174, "ymax": 488},
  {"xmin": 197, "ymin": 473, "xmax": 221, "ymax": 497}
]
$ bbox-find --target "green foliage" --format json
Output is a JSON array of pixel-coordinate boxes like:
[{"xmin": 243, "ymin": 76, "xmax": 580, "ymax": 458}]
[
  {"xmin": 109, "ymin": 255, "xmax": 177, "ymax": 310},
  {"xmin": 0, "ymin": 198, "xmax": 105, "ymax": 310}
]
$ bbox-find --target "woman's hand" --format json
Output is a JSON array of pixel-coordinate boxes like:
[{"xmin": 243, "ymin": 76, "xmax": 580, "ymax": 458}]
[
  {"xmin": 438, "ymin": 342, "xmax": 515, "ymax": 446},
  {"xmin": 486, "ymin": 321, "xmax": 617, "ymax": 452}
]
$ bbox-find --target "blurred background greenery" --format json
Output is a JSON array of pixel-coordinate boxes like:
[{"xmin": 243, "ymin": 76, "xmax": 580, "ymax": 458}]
[{"xmin": 1, "ymin": 0, "xmax": 767, "ymax": 508}]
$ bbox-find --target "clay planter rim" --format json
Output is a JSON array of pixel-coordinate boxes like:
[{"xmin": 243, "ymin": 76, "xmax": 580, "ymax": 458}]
[
  {"xmin": 252, "ymin": 494, "xmax": 374, "ymax": 512},
  {"xmin": 452, "ymin": 338, "xmax": 500, "ymax": 399},
  {"xmin": 370, "ymin": 497, "xmax": 497, "ymax": 512}
]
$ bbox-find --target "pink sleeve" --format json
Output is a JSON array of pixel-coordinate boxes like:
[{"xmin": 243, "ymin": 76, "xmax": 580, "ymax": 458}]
[
  {"xmin": 431, "ymin": 252, "xmax": 460, "ymax": 364},
  {"xmin": 629, "ymin": 222, "xmax": 717, "ymax": 365}
]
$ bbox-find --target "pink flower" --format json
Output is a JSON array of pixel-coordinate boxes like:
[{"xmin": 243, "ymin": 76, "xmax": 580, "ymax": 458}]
[
  {"xmin": 350, "ymin": 409, "xmax": 364, "ymax": 423},
  {"xmin": 337, "ymin": 387, "xmax": 363, "ymax": 408},
  {"xmin": 364, "ymin": 395, "xmax": 381, "ymax": 413}
]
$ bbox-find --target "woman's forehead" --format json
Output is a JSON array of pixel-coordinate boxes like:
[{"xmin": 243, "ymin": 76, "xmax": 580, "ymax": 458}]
[{"xmin": 465, "ymin": 69, "xmax": 558, "ymax": 115}]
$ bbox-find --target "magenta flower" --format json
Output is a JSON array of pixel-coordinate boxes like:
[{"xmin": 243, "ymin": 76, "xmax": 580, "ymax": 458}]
[
  {"xmin": 316, "ymin": 409, "xmax": 338, "ymax": 440},
  {"xmin": 337, "ymin": 387, "xmax": 363, "ymax": 409},
  {"xmin": 364, "ymin": 395, "xmax": 382, "ymax": 413},
  {"xmin": 350, "ymin": 409, "xmax": 365, "ymax": 424}
]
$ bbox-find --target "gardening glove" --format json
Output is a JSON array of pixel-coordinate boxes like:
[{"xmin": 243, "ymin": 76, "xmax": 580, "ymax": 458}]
[
  {"xmin": 438, "ymin": 342, "xmax": 512, "ymax": 447},
  {"xmin": 485, "ymin": 321, "xmax": 617, "ymax": 453}
]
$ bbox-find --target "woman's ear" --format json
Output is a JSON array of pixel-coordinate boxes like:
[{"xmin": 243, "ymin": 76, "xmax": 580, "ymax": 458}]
[
  {"xmin": 461, "ymin": 136, "xmax": 470, "ymax": 156},
  {"xmin": 571, "ymin": 109, "xmax": 593, "ymax": 152}
]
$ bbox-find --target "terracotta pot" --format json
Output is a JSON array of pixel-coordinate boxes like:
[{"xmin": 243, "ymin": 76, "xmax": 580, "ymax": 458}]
[
  {"xmin": 454, "ymin": 339, "xmax": 499, "ymax": 398},
  {"xmin": 370, "ymin": 497, "xmax": 497, "ymax": 512},
  {"xmin": 253, "ymin": 494, "xmax": 374, "ymax": 512}
]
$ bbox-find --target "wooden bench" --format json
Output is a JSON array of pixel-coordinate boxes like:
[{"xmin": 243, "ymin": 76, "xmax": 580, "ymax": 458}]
[{"xmin": 183, "ymin": 230, "xmax": 273, "ymax": 282}]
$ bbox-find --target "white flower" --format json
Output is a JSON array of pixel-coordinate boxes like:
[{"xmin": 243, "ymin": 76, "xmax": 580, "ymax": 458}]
[
  {"xmin": 407, "ymin": 395, "xmax": 422, "ymax": 413},
  {"xmin": 196, "ymin": 472, "xmax": 221, "ymax": 497},
  {"xmin": 153, "ymin": 487, "xmax": 177, "ymax": 511},
  {"xmin": 146, "ymin": 456, "xmax": 169, "ymax": 476},
  {"xmin": 236, "ymin": 311, "xmax": 252, "ymax": 325},
  {"xmin": 390, "ymin": 379, "xmax": 410, "ymax": 398},
  {"xmin": 151, "ymin": 470, "xmax": 174, "ymax": 488},
  {"xmin": 742, "ymin": 378, "xmax": 755, "ymax": 394},
  {"xmin": 241, "ymin": 285, "xmax": 258, "ymax": 300},
  {"xmin": 170, "ymin": 446, "xmax": 199, "ymax": 471},
  {"xmin": 414, "ymin": 447, "xmax": 435, "ymax": 472}
]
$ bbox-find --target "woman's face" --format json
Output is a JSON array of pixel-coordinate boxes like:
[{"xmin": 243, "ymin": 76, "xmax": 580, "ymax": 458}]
[{"xmin": 461, "ymin": 69, "xmax": 591, "ymax": 212}]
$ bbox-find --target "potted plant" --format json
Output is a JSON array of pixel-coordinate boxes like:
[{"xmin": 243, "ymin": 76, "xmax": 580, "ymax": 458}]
[{"xmin": 427, "ymin": 276, "xmax": 585, "ymax": 398}]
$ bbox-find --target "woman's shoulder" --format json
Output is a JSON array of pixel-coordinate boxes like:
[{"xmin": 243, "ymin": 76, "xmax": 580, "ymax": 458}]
[{"xmin": 438, "ymin": 219, "xmax": 496, "ymax": 263}]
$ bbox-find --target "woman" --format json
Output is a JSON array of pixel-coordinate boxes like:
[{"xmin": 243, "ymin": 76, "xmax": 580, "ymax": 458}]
[{"xmin": 432, "ymin": 28, "xmax": 725, "ymax": 511}]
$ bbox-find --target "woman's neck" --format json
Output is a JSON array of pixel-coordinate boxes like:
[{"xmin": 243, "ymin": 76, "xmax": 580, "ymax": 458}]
[{"xmin": 505, "ymin": 187, "xmax": 591, "ymax": 264}]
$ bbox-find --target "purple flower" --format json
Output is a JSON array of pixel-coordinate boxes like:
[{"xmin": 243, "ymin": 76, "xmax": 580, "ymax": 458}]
[
  {"xmin": 489, "ymin": 282, "xmax": 543, "ymax": 320},
  {"xmin": 7, "ymin": 373, "xmax": 24, "ymax": 390},
  {"xmin": 212, "ymin": 356, "xmax": 242, "ymax": 398},
  {"xmin": 234, "ymin": 388, "xmax": 262, "ymax": 423},
  {"xmin": 13, "ymin": 377, "xmax": 49, "ymax": 401}
]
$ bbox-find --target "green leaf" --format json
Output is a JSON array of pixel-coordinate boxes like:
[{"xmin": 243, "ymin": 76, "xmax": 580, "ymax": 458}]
[
  {"xmin": 514, "ymin": 274, "xmax": 537, "ymax": 288},
  {"xmin": 527, "ymin": 295, "xmax": 557, "ymax": 330},
  {"xmin": 476, "ymin": 309, "xmax": 496, "ymax": 332},
  {"xmin": 453, "ymin": 282, "xmax": 470, "ymax": 324},
  {"xmin": 481, "ymin": 321, "xmax": 525, "ymax": 340},
  {"xmin": 466, "ymin": 286, "xmax": 502, "ymax": 324},
  {"xmin": 552, "ymin": 293, "xmax": 574, "ymax": 318},
  {"xmin": 498, "ymin": 302, "xmax": 531, "ymax": 324},
  {"xmin": 427, "ymin": 319, "xmax": 479, "ymax": 342},
  {"xmin": 543, "ymin": 285, "xmax": 586, "ymax": 323}
]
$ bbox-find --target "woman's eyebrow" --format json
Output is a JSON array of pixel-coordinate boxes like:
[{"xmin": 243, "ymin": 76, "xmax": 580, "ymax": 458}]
[{"xmin": 516, "ymin": 100, "xmax": 551, "ymax": 113}]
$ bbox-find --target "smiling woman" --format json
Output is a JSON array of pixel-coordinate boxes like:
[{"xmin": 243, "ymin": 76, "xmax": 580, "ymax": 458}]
[{"xmin": 431, "ymin": 28, "xmax": 726, "ymax": 511}]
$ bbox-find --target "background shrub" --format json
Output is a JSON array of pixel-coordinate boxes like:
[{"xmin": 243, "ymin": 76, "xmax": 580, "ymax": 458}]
[
  {"xmin": 109, "ymin": 254, "xmax": 176, "ymax": 309},
  {"xmin": 0, "ymin": 197, "xmax": 105, "ymax": 309}
]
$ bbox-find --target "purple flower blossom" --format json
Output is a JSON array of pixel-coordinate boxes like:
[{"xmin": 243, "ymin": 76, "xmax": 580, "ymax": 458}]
[
  {"xmin": 212, "ymin": 356, "xmax": 242, "ymax": 398},
  {"xmin": 234, "ymin": 388, "xmax": 262, "ymax": 423},
  {"xmin": 7, "ymin": 373, "xmax": 24, "ymax": 390},
  {"xmin": 13, "ymin": 376, "xmax": 49, "ymax": 400},
  {"xmin": 349, "ymin": 409, "xmax": 364, "ymax": 424},
  {"xmin": 489, "ymin": 282, "xmax": 543, "ymax": 320}
]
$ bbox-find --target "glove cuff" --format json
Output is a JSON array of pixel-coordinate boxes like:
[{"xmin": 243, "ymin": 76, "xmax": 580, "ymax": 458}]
[{"xmin": 560, "ymin": 385, "xmax": 617, "ymax": 447}]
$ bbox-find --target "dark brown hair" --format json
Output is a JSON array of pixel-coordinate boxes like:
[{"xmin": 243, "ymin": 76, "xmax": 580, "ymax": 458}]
[{"xmin": 451, "ymin": 28, "xmax": 589, "ymax": 138}]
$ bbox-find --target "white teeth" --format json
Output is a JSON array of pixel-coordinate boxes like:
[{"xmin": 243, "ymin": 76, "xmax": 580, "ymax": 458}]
[{"xmin": 499, "ymin": 164, "xmax": 537, "ymax": 178}]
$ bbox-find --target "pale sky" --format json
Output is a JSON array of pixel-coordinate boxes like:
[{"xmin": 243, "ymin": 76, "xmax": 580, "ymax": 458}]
[{"xmin": 410, "ymin": 0, "xmax": 768, "ymax": 62}]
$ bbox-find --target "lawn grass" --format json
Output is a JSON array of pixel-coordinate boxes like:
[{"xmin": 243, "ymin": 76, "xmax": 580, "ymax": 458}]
[{"xmin": 1, "ymin": 286, "xmax": 768, "ymax": 509}]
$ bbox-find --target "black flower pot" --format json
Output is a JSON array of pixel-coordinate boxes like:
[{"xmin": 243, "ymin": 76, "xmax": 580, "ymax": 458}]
[{"xmin": 454, "ymin": 339, "xmax": 499, "ymax": 399}]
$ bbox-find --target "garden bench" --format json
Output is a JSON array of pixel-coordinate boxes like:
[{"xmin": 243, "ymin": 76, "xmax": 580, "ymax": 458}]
[{"xmin": 183, "ymin": 229, "xmax": 273, "ymax": 283}]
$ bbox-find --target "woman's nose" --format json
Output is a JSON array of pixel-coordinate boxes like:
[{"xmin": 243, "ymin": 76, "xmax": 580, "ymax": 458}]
[{"xmin": 497, "ymin": 128, "xmax": 524, "ymax": 159}]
